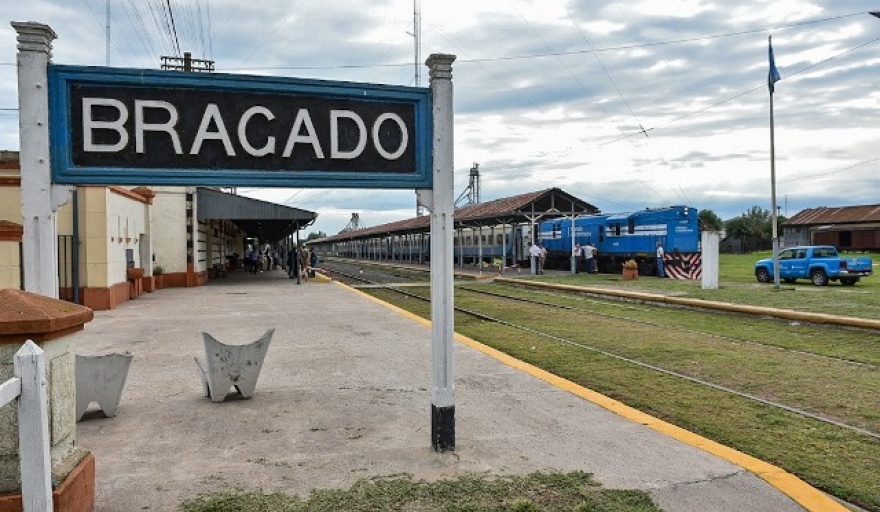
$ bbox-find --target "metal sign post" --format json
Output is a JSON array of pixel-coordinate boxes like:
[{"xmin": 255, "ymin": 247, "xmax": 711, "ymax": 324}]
[
  {"xmin": 14, "ymin": 22, "xmax": 72, "ymax": 298},
  {"xmin": 424, "ymin": 54, "xmax": 456, "ymax": 451}
]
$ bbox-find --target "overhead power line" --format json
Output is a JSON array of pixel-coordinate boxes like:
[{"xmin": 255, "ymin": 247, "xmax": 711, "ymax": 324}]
[{"xmin": 218, "ymin": 11, "xmax": 869, "ymax": 72}]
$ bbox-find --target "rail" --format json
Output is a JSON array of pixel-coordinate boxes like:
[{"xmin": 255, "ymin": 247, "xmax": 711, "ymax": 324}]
[{"xmin": 0, "ymin": 341, "xmax": 54, "ymax": 511}]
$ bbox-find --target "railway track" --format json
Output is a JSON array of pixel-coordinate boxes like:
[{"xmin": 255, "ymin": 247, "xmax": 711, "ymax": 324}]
[
  {"xmin": 321, "ymin": 260, "xmax": 879, "ymax": 441},
  {"xmin": 457, "ymin": 285, "xmax": 878, "ymax": 370}
]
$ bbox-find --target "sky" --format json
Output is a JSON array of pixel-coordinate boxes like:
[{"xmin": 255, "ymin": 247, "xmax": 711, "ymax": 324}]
[{"xmin": 2, "ymin": 1, "xmax": 880, "ymax": 236}]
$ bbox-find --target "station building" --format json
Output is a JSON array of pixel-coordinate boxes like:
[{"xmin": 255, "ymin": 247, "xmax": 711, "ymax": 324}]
[{"xmin": 0, "ymin": 151, "xmax": 316, "ymax": 310}]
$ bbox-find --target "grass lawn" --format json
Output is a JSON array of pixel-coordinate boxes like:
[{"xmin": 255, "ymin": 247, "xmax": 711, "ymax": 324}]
[
  {"xmin": 530, "ymin": 251, "xmax": 880, "ymax": 320},
  {"xmin": 180, "ymin": 472, "xmax": 660, "ymax": 512}
]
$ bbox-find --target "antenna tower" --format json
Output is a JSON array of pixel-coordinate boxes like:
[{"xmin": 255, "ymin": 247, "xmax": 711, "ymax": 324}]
[
  {"xmin": 341, "ymin": 213, "xmax": 361, "ymax": 233},
  {"xmin": 468, "ymin": 163, "xmax": 481, "ymax": 204},
  {"xmin": 413, "ymin": 0, "xmax": 421, "ymax": 86},
  {"xmin": 105, "ymin": 0, "xmax": 111, "ymax": 65},
  {"xmin": 455, "ymin": 163, "xmax": 481, "ymax": 207}
]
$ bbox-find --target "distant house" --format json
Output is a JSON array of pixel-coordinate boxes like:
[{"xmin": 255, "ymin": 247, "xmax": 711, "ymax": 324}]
[{"xmin": 783, "ymin": 204, "xmax": 880, "ymax": 251}]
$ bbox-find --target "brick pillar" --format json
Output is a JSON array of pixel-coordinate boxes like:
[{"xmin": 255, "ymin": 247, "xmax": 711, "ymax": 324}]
[{"xmin": 0, "ymin": 289, "xmax": 96, "ymax": 512}]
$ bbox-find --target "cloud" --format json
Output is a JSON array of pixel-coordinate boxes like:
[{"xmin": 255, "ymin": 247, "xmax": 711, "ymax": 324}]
[{"xmin": 1, "ymin": 0, "xmax": 879, "ymax": 237}]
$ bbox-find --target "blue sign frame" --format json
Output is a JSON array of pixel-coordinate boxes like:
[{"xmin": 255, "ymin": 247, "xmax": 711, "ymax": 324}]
[{"xmin": 48, "ymin": 65, "xmax": 432, "ymax": 189}]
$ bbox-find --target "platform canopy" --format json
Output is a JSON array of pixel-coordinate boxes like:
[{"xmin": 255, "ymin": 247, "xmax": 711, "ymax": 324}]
[
  {"xmin": 315, "ymin": 187, "xmax": 598, "ymax": 243},
  {"xmin": 196, "ymin": 187, "xmax": 317, "ymax": 243}
]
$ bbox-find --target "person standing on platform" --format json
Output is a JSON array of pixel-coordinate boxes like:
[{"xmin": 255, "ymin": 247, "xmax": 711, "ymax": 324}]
[
  {"xmin": 656, "ymin": 241, "xmax": 666, "ymax": 278},
  {"xmin": 573, "ymin": 244, "xmax": 583, "ymax": 274},
  {"xmin": 584, "ymin": 242, "xmax": 597, "ymax": 274},
  {"xmin": 528, "ymin": 242, "xmax": 541, "ymax": 275},
  {"xmin": 300, "ymin": 248, "xmax": 310, "ymax": 282},
  {"xmin": 287, "ymin": 246, "xmax": 299, "ymax": 281},
  {"xmin": 539, "ymin": 244, "xmax": 547, "ymax": 275}
]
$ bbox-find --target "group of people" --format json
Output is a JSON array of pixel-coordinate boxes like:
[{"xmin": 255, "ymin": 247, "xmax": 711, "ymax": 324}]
[
  {"xmin": 243, "ymin": 244, "xmax": 282, "ymax": 275},
  {"xmin": 242, "ymin": 243, "xmax": 318, "ymax": 281},
  {"xmin": 285, "ymin": 245, "xmax": 318, "ymax": 282},
  {"xmin": 573, "ymin": 243, "xmax": 598, "ymax": 274},
  {"xmin": 527, "ymin": 242, "xmax": 548, "ymax": 274},
  {"xmin": 530, "ymin": 240, "xmax": 666, "ymax": 278}
]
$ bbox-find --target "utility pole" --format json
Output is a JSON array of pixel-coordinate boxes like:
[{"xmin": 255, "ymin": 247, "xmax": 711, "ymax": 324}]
[
  {"xmin": 413, "ymin": 0, "xmax": 421, "ymax": 87},
  {"xmin": 105, "ymin": 0, "xmax": 110, "ymax": 66},
  {"xmin": 160, "ymin": 52, "xmax": 215, "ymax": 72}
]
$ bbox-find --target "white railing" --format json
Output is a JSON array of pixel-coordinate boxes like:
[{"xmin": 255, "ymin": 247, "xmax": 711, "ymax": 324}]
[{"xmin": 0, "ymin": 341, "xmax": 54, "ymax": 512}]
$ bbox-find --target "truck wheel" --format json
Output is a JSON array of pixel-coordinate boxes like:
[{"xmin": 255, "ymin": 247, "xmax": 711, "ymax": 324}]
[
  {"xmin": 755, "ymin": 268, "xmax": 772, "ymax": 283},
  {"xmin": 810, "ymin": 269, "xmax": 828, "ymax": 286},
  {"xmin": 840, "ymin": 277, "xmax": 859, "ymax": 286}
]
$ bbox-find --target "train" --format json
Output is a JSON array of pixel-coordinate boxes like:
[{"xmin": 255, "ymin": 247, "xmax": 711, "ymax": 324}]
[
  {"xmin": 321, "ymin": 205, "xmax": 702, "ymax": 278},
  {"xmin": 538, "ymin": 206, "xmax": 701, "ymax": 276}
]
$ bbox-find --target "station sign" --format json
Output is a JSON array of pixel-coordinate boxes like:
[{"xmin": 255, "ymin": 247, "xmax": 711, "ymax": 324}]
[{"xmin": 48, "ymin": 65, "xmax": 432, "ymax": 188}]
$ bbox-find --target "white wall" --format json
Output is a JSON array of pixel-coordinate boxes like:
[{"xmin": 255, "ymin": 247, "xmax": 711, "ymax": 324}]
[{"xmin": 151, "ymin": 187, "xmax": 188, "ymax": 274}]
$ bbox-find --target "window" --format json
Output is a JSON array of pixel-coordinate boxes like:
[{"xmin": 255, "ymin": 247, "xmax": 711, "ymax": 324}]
[{"xmin": 628, "ymin": 218, "xmax": 635, "ymax": 234}]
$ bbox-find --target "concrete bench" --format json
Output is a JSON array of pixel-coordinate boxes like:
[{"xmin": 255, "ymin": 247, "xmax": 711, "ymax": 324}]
[
  {"xmin": 76, "ymin": 352, "xmax": 134, "ymax": 421},
  {"xmin": 194, "ymin": 328, "xmax": 274, "ymax": 402}
]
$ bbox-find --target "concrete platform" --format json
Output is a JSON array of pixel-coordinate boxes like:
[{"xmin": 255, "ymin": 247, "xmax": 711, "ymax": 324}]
[{"xmin": 71, "ymin": 268, "xmax": 825, "ymax": 511}]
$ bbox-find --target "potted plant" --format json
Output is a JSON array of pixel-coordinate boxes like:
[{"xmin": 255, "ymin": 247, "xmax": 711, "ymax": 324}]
[
  {"xmin": 153, "ymin": 265, "xmax": 164, "ymax": 289},
  {"xmin": 622, "ymin": 259, "xmax": 638, "ymax": 280}
]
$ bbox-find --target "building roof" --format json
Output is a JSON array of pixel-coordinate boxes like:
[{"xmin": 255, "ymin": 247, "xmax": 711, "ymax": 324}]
[
  {"xmin": 318, "ymin": 188, "xmax": 598, "ymax": 243},
  {"xmin": 784, "ymin": 204, "xmax": 880, "ymax": 226},
  {"xmin": 197, "ymin": 187, "xmax": 318, "ymax": 243}
]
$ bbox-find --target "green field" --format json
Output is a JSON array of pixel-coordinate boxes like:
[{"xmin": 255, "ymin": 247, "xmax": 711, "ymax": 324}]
[
  {"xmin": 530, "ymin": 251, "xmax": 880, "ymax": 320},
  {"xmin": 181, "ymin": 472, "xmax": 660, "ymax": 512}
]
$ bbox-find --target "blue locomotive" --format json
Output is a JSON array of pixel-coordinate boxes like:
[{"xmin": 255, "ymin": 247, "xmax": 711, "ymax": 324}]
[{"xmin": 539, "ymin": 206, "xmax": 701, "ymax": 277}]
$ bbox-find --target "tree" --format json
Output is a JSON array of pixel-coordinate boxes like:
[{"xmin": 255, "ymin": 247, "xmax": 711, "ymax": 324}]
[
  {"xmin": 698, "ymin": 209, "xmax": 723, "ymax": 232},
  {"xmin": 306, "ymin": 231, "xmax": 327, "ymax": 241},
  {"xmin": 724, "ymin": 206, "xmax": 784, "ymax": 252}
]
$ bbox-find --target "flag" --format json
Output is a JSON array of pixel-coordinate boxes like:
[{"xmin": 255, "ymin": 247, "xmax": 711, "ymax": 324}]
[{"xmin": 768, "ymin": 36, "xmax": 781, "ymax": 94}]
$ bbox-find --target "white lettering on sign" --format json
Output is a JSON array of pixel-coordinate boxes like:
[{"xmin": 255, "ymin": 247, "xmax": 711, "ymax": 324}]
[
  {"xmin": 373, "ymin": 113, "xmax": 408, "ymax": 160},
  {"xmin": 191, "ymin": 104, "xmax": 236, "ymax": 156},
  {"xmin": 238, "ymin": 106, "xmax": 275, "ymax": 157},
  {"xmin": 82, "ymin": 98, "xmax": 128, "ymax": 152},
  {"xmin": 80, "ymin": 98, "xmax": 411, "ymax": 162},
  {"xmin": 330, "ymin": 110, "xmax": 367, "ymax": 159},
  {"xmin": 282, "ymin": 108, "xmax": 323, "ymax": 158},
  {"xmin": 135, "ymin": 100, "xmax": 183, "ymax": 154}
]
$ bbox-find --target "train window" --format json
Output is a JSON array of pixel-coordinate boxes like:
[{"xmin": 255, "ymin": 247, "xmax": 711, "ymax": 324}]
[
  {"xmin": 612, "ymin": 223, "xmax": 621, "ymax": 236},
  {"xmin": 454, "ymin": 236, "xmax": 459, "ymax": 246},
  {"xmin": 482, "ymin": 235, "xmax": 487, "ymax": 244},
  {"xmin": 465, "ymin": 237, "xmax": 472, "ymax": 245},
  {"xmin": 499, "ymin": 235, "xmax": 505, "ymax": 244},
  {"xmin": 628, "ymin": 218, "xmax": 635, "ymax": 234}
]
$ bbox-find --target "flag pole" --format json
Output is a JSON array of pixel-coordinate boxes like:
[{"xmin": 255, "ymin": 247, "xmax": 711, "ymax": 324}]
[{"xmin": 769, "ymin": 35, "xmax": 780, "ymax": 289}]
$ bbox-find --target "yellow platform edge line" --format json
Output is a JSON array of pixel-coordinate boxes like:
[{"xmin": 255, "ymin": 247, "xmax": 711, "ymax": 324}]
[{"xmin": 335, "ymin": 280, "xmax": 848, "ymax": 512}]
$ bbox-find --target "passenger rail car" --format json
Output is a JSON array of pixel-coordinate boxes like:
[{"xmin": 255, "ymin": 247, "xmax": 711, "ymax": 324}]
[
  {"xmin": 540, "ymin": 206, "xmax": 701, "ymax": 277},
  {"xmin": 327, "ymin": 225, "xmax": 532, "ymax": 267}
]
